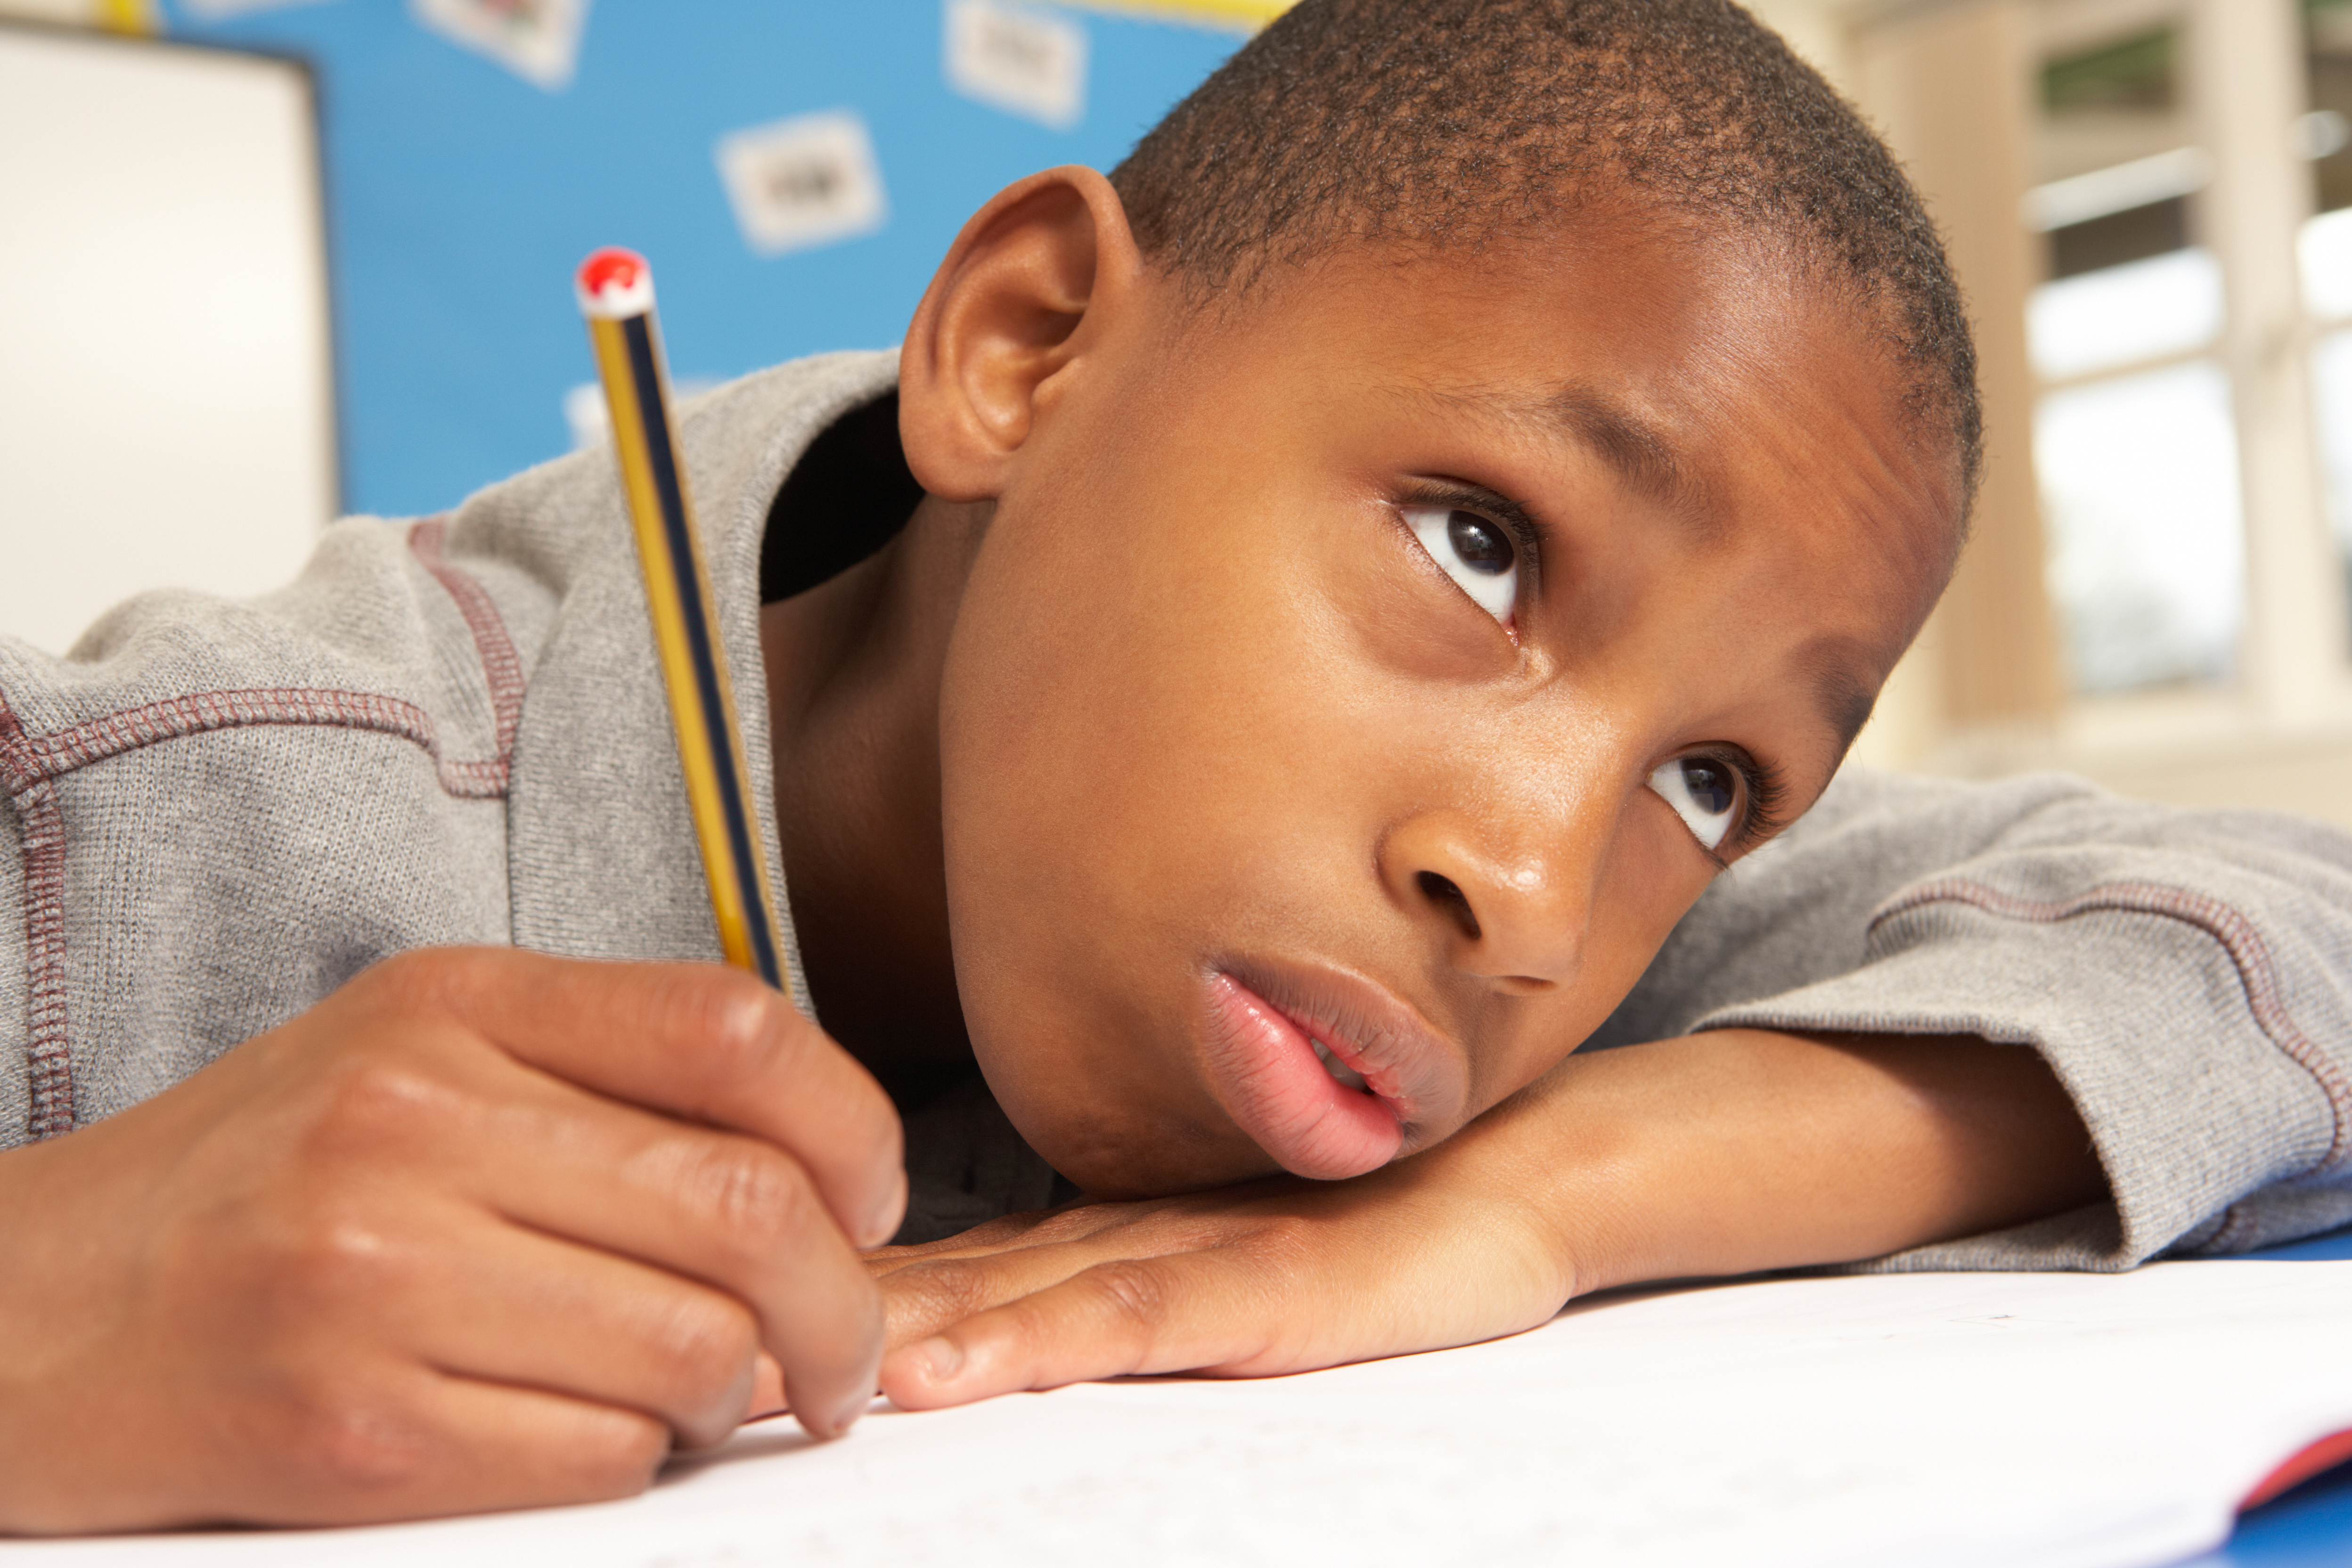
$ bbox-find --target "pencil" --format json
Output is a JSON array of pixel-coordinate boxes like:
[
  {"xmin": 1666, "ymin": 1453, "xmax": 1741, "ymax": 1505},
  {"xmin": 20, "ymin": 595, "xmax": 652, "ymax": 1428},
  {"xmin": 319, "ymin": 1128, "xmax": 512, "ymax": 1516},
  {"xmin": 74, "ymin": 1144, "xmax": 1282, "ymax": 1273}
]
[{"xmin": 576, "ymin": 246, "xmax": 785, "ymax": 990}]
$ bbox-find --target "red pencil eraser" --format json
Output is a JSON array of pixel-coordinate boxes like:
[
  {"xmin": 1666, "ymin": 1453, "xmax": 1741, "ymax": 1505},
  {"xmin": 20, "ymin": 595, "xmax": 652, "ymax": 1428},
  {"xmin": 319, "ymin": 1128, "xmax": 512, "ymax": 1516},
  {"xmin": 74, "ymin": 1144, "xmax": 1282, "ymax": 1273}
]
[{"xmin": 577, "ymin": 247, "xmax": 654, "ymax": 319}]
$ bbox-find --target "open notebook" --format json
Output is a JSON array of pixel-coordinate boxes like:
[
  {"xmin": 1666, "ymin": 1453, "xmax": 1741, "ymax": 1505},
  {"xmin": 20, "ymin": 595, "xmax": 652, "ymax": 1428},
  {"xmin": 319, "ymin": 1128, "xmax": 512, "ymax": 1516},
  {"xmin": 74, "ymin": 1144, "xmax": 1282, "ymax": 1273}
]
[{"xmin": 23, "ymin": 1258, "xmax": 2352, "ymax": 1568}]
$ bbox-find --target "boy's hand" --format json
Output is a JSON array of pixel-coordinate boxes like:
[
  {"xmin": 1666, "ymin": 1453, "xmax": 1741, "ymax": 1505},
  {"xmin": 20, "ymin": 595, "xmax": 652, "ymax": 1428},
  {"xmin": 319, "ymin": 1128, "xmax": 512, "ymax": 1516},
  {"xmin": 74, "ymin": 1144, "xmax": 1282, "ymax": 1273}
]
[
  {"xmin": 870, "ymin": 1154, "xmax": 1570, "ymax": 1405},
  {"xmin": 872, "ymin": 1029, "xmax": 2107, "ymax": 1406},
  {"xmin": 0, "ymin": 948, "xmax": 905, "ymax": 1534}
]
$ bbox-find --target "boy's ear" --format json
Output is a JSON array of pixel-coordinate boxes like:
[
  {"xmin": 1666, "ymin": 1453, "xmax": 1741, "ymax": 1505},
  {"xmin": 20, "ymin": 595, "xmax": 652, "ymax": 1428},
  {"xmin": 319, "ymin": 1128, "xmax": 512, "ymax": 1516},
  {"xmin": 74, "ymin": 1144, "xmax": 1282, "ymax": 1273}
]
[{"xmin": 898, "ymin": 165, "xmax": 1144, "ymax": 502}]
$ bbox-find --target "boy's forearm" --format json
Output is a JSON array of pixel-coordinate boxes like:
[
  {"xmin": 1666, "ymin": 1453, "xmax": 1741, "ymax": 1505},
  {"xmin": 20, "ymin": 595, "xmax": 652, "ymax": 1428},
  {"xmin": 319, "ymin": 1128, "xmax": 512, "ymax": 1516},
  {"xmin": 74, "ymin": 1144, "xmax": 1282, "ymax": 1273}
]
[{"xmin": 1482, "ymin": 1028, "xmax": 2112, "ymax": 1296}]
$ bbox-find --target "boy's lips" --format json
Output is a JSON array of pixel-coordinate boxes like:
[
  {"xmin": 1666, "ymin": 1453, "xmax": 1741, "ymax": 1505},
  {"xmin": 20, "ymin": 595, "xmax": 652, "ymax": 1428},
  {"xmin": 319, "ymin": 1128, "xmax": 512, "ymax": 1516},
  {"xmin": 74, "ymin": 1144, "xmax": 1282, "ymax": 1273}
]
[{"xmin": 1196, "ymin": 961, "xmax": 1468, "ymax": 1180}]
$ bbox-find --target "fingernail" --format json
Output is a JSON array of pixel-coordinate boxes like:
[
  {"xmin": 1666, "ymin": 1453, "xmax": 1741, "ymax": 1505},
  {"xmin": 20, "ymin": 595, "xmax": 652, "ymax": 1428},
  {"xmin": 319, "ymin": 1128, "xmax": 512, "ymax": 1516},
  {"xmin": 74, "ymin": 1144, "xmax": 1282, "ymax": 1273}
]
[
  {"xmin": 861, "ymin": 1170, "xmax": 908, "ymax": 1250},
  {"xmin": 915, "ymin": 1336, "xmax": 963, "ymax": 1384},
  {"xmin": 829, "ymin": 1390, "xmax": 874, "ymax": 1436}
]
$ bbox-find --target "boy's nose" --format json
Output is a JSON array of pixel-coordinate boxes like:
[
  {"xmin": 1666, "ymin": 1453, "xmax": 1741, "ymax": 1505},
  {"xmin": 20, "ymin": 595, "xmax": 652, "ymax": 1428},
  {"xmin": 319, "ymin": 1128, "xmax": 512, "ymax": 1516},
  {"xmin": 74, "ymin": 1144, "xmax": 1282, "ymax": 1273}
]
[{"xmin": 1380, "ymin": 811, "xmax": 1591, "ymax": 990}]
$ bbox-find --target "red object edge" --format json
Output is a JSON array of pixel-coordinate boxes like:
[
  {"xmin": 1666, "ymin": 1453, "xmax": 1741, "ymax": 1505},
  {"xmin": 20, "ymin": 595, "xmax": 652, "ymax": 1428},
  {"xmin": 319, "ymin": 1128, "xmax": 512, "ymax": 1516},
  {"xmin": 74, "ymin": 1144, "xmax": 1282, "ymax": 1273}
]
[
  {"xmin": 577, "ymin": 246, "xmax": 647, "ymax": 296},
  {"xmin": 2244, "ymin": 1429, "xmax": 2352, "ymax": 1510}
]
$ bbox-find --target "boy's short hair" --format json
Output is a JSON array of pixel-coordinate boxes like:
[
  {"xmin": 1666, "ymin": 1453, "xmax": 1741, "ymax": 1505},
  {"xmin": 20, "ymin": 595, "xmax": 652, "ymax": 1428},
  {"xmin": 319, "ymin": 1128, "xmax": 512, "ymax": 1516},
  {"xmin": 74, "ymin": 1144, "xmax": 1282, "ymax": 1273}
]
[{"xmin": 1112, "ymin": 0, "xmax": 1982, "ymax": 513}]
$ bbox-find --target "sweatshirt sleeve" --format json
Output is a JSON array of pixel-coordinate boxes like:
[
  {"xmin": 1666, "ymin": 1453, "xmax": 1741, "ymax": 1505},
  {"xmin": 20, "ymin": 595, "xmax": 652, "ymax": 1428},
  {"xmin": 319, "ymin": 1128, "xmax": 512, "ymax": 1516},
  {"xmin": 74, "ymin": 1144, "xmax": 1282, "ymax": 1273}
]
[
  {"xmin": 0, "ymin": 789, "xmax": 24, "ymax": 1138},
  {"xmin": 1587, "ymin": 767, "xmax": 2352, "ymax": 1272}
]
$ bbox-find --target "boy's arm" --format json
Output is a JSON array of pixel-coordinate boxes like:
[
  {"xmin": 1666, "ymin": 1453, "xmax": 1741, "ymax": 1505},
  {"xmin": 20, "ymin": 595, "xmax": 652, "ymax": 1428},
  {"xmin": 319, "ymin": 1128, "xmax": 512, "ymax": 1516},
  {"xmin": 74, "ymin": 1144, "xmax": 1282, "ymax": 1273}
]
[
  {"xmin": 1598, "ymin": 766, "xmax": 2352, "ymax": 1268},
  {"xmin": 872, "ymin": 768, "xmax": 2352, "ymax": 1403},
  {"xmin": 871, "ymin": 1025, "xmax": 2105, "ymax": 1402}
]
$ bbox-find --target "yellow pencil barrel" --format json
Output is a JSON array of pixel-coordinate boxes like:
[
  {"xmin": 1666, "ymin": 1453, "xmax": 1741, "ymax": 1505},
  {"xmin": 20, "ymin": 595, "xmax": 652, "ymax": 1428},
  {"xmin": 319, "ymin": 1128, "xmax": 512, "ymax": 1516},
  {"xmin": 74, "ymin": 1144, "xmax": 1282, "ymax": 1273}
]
[{"xmin": 577, "ymin": 248, "xmax": 784, "ymax": 989}]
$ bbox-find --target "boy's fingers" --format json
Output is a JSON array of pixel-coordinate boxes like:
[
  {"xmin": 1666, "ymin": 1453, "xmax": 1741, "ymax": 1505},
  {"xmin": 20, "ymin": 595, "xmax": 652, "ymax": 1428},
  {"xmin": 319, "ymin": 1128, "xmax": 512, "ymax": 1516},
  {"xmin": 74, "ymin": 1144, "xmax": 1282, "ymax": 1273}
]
[
  {"xmin": 869, "ymin": 1185, "xmax": 1309, "ymax": 1342},
  {"xmin": 744, "ymin": 1352, "xmax": 787, "ymax": 1423},
  {"xmin": 259, "ymin": 1374, "xmax": 673, "ymax": 1527},
  {"xmin": 877, "ymin": 1250, "xmax": 1293, "ymax": 1409},
  {"xmin": 879, "ymin": 1237, "xmax": 1128, "ymax": 1347},
  {"xmin": 396, "ymin": 1216, "xmax": 761, "ymax": 1449},
  {"xmin": 450, "ymin": 1064, "xmax": 887, "ymax": 1439},
  {"xmin": 404, "ymin": 949, "xmax": 906, "ymax": 1248},
  {"xmin": 866, "ymin": 1205, "xmax": 1076, "ymax": 1266}
]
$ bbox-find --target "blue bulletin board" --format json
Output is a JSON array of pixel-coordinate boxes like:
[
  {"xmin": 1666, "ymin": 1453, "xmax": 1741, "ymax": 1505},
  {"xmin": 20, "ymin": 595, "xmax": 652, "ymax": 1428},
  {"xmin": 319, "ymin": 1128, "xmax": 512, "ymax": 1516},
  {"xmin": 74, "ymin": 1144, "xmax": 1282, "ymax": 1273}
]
[{"xmin": 156, "ymin": 1, "xmax": 1245, "ymax": 518}]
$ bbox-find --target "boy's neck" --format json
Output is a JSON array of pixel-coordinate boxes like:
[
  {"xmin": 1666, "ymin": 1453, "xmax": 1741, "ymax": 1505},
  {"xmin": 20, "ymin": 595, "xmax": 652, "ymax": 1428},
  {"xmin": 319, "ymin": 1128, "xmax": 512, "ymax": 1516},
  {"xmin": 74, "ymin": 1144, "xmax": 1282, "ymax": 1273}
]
[{"xmin": 760, "ymin": 494, "xmax": 985, "ymax": 1109}]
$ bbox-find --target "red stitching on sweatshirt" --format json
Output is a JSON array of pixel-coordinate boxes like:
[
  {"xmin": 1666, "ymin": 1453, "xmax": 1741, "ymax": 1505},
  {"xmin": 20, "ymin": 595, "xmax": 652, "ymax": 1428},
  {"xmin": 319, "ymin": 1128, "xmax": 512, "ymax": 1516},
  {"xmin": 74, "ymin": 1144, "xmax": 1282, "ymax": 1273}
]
[
  {"xmin": 12, "ymin": 688, "xmax": 507, "ymax": 800},
  {"xmin": 408, "ymin": 518, "xmax": 524, "ymax": 772},
  {"xmin": 1872, "ymin": 879, "xmax": 2352, "ymax": 1178},
  {"xmin": 0, "ymin": 540, "xmax": 527, "ymax": 1138},
  {"xmin": 2206, "ymin": 1203, "xmax": 2259, "ymax": 1254},
  {"xmin": 3, "ymin": 683, "xmax": 506, "ymax": 1141},
  {"xmin": 0, "ymin": 696, "xmax": 77, "ymax": 1141}
]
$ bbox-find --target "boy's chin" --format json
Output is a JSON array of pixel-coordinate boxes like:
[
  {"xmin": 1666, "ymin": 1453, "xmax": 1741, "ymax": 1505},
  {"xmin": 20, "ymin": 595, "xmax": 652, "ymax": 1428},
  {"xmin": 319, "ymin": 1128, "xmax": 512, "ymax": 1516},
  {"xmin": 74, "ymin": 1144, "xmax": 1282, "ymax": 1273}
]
[{"xmin": 994, "ymin": 1084, "xmax": 1289, "ymax": 1201}]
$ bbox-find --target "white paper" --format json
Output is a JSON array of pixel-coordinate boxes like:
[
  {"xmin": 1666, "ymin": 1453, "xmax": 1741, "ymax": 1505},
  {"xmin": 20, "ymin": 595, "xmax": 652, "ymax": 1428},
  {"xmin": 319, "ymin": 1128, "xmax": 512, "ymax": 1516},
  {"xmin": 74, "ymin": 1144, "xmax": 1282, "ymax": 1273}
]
[
  {"xmin": 946, "ymin": 0, "xmax": 1088, "ymax": 130},
  {"xmin": 714, "ymin": 110, "xmax": 889, "ymax": 258},
  {"xmin": 20, "ymin": 1262, "xmax": 2352, "ymax": 1568},
  {"xmin": 408, "ymin": 0, "xmax": 590, "ymax": 92}
]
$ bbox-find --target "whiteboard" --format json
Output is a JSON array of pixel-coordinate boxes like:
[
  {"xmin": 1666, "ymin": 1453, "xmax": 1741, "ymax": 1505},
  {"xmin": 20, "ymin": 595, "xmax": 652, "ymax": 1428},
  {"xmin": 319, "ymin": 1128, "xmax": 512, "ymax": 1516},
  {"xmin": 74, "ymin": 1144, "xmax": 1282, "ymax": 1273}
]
[{"xmin": 0, "ymin": 23, "xmax": 335, "ymax": 657}]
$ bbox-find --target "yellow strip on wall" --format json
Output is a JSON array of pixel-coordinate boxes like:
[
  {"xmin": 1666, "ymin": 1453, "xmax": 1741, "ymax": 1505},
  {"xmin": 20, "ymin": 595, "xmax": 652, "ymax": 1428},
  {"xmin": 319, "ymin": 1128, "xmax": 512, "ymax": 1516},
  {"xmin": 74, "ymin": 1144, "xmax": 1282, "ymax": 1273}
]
[
  {"xmin": 1062, "ymin": 0, "xmax": 1298, "ymax": 32},
  {"xmin": 93, "ymin": 0, "xmax": 157, "ymax": 35}
]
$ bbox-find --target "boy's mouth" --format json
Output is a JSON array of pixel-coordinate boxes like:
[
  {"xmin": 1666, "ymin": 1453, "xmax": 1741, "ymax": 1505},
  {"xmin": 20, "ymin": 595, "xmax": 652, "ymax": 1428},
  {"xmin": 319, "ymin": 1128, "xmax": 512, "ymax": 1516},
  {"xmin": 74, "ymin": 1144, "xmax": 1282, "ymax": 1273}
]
[
  {"xmin": 1195, "ymin": 960, "xmax": 1465, "ymax": 1181},
  {"xmin": 1309, "ymin": 1036, "xmax": 1369, "ymax": 1091}
]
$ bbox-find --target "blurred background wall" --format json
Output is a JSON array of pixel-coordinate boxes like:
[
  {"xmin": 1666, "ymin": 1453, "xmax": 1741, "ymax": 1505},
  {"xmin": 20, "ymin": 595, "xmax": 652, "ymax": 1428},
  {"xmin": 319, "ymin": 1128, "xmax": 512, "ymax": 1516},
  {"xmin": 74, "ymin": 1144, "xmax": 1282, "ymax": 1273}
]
[
  {"xmin": 0, "ymin": 0, "xmax": 1248, "ymax": 652},
  {"xmin": 7, "ymin": 0, "xmax": 2352, "ymax": 831},
  {"xmin": 1753, "ymin": 0, "xmax": 2352, "ymax": 832}
]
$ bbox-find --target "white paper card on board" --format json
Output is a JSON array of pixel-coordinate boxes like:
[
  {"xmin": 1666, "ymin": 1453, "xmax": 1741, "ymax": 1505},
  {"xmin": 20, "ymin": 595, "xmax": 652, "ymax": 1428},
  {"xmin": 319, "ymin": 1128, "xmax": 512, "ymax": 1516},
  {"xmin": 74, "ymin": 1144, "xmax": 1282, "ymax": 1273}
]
[
  {"xmin": 179, "ymin": 0, "xmax": 331, "ymax": 17},
  {"xmin": 409, "ymin": 0, "xmax": 590, "ymax": 92},
  {"xmin": 715, "ymin": 110, "xmax": 890, "ymax": 257},
  {"xmin": 945, "ymin": 0, "xmax": 1088, "ymax": 130}
]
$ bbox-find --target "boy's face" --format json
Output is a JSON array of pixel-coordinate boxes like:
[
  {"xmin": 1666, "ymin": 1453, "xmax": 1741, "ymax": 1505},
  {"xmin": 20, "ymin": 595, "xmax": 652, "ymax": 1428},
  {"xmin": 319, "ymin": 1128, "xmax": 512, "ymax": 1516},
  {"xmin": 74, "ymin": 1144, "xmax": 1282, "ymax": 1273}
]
[{"xmin": 931, "ymin": 221, "xmax": 1956, "ymax": 1197}]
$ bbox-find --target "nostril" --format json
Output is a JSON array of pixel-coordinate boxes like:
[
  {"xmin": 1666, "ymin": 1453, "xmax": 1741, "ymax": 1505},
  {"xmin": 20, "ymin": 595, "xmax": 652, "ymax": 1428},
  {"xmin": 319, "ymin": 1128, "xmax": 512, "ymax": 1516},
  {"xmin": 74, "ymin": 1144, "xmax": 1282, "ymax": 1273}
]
[{"xmin": 1416, "ymin": 871, "xmax": 1483, "ymax": 941}]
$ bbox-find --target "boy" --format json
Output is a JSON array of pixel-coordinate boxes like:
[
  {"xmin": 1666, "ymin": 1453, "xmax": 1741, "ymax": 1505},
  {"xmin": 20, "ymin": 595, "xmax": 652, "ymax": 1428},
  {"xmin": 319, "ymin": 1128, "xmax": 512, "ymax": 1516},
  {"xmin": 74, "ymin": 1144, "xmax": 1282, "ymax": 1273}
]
[{"xmin": 3, "ymin": 0, "xmax": 2347, "ymax": 1533}]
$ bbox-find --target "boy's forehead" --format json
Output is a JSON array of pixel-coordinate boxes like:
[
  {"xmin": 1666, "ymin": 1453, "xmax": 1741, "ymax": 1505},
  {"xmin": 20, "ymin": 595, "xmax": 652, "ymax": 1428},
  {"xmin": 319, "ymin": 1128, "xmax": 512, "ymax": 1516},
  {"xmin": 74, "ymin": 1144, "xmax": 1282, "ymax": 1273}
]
[
  {"xmin": 1146, "ymin": 222, "xmax": 1963, "ymax": 616},
  {"xmin": 1377, "ymin": 378, "xmax": 1707, "ymax": 527},
  {"xmin": 1220, "ymin": 222, "xmax": 1947, "ymax": 467}
]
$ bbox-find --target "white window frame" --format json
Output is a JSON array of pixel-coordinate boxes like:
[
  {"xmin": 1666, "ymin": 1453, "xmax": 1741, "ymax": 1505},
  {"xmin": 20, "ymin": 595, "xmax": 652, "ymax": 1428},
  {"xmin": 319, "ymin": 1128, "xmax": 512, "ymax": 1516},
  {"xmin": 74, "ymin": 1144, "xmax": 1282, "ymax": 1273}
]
[{"xmin": 1796, "ymin": 0, "xmax": 2352, "ymax": 828}]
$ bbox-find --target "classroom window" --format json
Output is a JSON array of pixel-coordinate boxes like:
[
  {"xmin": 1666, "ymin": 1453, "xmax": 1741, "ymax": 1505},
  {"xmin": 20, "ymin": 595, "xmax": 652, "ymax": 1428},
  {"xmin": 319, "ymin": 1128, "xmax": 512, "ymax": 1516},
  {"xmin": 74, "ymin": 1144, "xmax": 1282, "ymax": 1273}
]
[
  {"xmin": 2310, "ymin": 327, "xmax": 2352, "ymax": 592},
  {"xmin": 2025, "ymin": 6, "xmax": 2245, "ymax": 697},
  {"xmin": 2035, "ymin": 361, "xmax": 2244, "ymax": 692},
  {"xmin": 2307, "ymin": 0, "xmax": 2352, "ymax": 216},
  {"xmin": 1838, "ymin": 0, "xmax": 2352, "ymax": 821},
  {"xmin": 2310, "ymin": 0, "xmax": 2352, "ymax": 647}
]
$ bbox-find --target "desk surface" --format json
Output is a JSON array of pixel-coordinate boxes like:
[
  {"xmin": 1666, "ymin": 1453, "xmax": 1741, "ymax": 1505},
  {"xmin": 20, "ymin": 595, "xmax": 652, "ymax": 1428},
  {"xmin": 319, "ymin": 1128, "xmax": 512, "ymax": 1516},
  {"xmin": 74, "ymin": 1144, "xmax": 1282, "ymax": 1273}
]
[
  {"xmin": 2179, "ymin": 1224, "xmax": 2352, "ymax": 1567},
  {"xmin": 12, "ymin": 1227, "xmax": 2349, "ymax": 1567}
]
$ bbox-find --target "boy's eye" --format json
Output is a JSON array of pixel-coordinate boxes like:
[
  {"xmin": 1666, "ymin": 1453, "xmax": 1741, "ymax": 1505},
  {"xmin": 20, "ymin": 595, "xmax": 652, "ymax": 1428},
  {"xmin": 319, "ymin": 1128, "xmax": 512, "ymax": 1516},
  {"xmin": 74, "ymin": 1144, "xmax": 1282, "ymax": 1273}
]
[
  {"xmin": 1647, "ymin": 756, "xmax": 1740, "ymax": 851},
  {"xmin": 1402, "ymin": 506, "xmax": 1519, "ymax": 624}
]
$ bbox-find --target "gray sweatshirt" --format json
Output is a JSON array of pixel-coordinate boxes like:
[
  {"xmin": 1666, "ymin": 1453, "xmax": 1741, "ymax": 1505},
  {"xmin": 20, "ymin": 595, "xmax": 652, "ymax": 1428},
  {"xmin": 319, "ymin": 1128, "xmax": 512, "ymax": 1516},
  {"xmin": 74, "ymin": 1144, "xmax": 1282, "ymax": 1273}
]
[{"xmin": 2, "ymin": 351, "xmax": 2348, "ymax": 1261}]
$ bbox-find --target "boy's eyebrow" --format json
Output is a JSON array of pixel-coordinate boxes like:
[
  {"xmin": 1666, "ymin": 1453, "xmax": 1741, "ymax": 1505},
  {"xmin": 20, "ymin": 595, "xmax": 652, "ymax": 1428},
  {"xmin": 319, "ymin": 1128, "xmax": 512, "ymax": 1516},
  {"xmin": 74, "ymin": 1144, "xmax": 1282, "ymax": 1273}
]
[
  {"xmin": 1397, "ymin": 382, "xmax": 1698, "ymax": 516},
  {"xmin": 1544, "ymin": 386, "xmax": 1691, "ymax": 513},
  {"xmin": 1801, "ymin": 644, "xmax": 1880, "ymax": 755}
]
